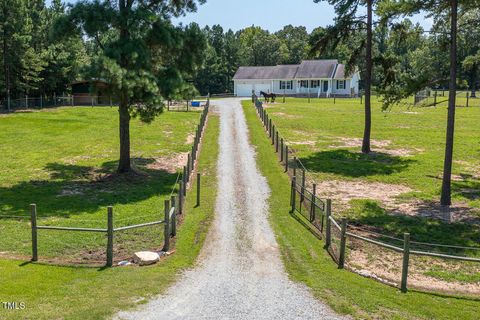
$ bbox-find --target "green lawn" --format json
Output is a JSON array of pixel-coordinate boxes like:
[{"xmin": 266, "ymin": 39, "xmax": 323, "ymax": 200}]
[
  {"xmin": 0, "ymin": 112, "xmax": 220, "ymax": 319},
  {"xmin": 250, "ymin": 98, "xmax": 480, "ymax": 251},
  {"xmin": 242, "ymin": 101, "xmax": 480, "ymax": 319},
  {"xmin": 0, "ymin": 107, "xmax": 204, "ymax": 261}
]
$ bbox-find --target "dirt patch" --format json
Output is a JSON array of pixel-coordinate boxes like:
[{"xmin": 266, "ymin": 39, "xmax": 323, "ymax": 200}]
[
  {"xmin": 333, "ymin": 137, "xmax": 392, "ymax": 148},
  {"xmin": 57, "ymin": 186, "xmax": 85, "ymax": 197},
  {"xmin": 315, "ymin": 180, "xmax": 412, "ymax": 212},
  {"xmin": 186, "ymin": 134, "xmax": 195, "ymax": 144},
  {"xmin": 389, "ymin": 200, "xmax": 480, "ymax": 224},
  {"xmin": 270, "ymin": 112, "xmax": 302, "ymax": 119},
  {"xmin": 146, "ymin": 153, "xmax": 188, "ymax": 173},
  {"xmin": 329, "ymin": 137, "xmax": 422, "ymax": 157},
  {"xmin": 289, "ymin": 140, "xmax": 316, "ymax": 146},
  {"xmin": 314, "ymin": 179, "xmax": 479, "ymax": 223},
  {"xmin": 63, "ymin": 155, "xmax": 94, "ymax": 165},
  {"xmin": 346, "ymin": 236, "xmax": 480, "ymax": 296}
]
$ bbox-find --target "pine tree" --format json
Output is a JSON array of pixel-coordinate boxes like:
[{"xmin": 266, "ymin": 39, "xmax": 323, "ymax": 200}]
[
  {"xmin": 55, "ymin": 0, "xmax": 207, "ymax": 173},
  {"xmin": 313, "ymin": 0, "xmax": 382, "ymax": 154}
]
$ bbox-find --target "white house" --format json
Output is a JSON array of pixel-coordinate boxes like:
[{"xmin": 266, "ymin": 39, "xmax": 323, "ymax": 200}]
[{"xmin": 233, "ymin": 59, "xmax": 360, "ymax": 97}]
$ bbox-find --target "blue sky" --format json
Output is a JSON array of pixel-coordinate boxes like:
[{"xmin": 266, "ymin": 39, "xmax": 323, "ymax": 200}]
[{"xmin": 47, "ymin": 0, "xmax": 432, "ymax": 32}]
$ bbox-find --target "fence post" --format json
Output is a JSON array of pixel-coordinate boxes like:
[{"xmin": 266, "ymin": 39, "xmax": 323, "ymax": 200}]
[
  {"xmin": 401, "ymin": 233, "xmax": 410, "ymax": 293},
  {"xmin": 71, "ymin": 95, "xmax": 74, "ymax": 107},
  {"xmin": 183, "ymin": 166, "xmax": 187, "ymax": 196},
  {"xmin": 434, "ymin": 91, "xmax": 437, "ymax": 106},
  {"xmin": 293, "ymin": 157, "xmax": 297, "ymax": 177},
  {"xmin": 310, "ymin": 183, "xmax": 316, "ymax": 223},
  {"xmin": 163, "ymin": 200, "xmax": 170, "ymax": 251},
  {"xmin": 291, "ymin": 176, "xmax": 297, "ymax": 212},
  {"xmin": 338, "ymin": 218, "xmax": 347, "ymax": 269},
  {"xmin": 285, "ymin": 146, "xmax": 289, "ymax": 172},
  {"xmin": 196, "ymin": 172, "xmax": 201, "ymax": 207},
  {"xmin": 91, "ymin": 96, "xmax": 94, "ymax": 107},
  {"xmin": 301, "ymin": 169, "xmax": 305, "ymax": 202},
  {"xmin": 280, "ymin": 138, "xmax": 284, "ymax": 162},
  {"xmin": 178, "ymin": 181, "xmax": 183, "ymax": 215},
  {"xmin": 30, "ymin": 204, "xmax": 38, "ymax": 262},
  {"xmin": 40, "ymin": 96, "xmax": 43, "ymax": 109},
  {"xmin": 25, "ymin": 95, "xmax": 28, "ymax": 108},
  {"xmin": 325, "ymin": 199, "xmax": 332, "ymax": 248},
  {"xmin": 275, "ymin": 131, "xmax": 279, "ymax": 153},
  {"xmin": 271, "ymin": 125, "xmax": 275, "ymax": 145},
  {"xmin": 170, "ymin": 196, "xmax": 176, "ymax": 237},
  {"xmin": 466, "ymin": 92, "xmax": 469, "ymax": 108},
  {"xmin": 106, "ymin": 206, "xmax": 114, "ymax": 267},
  {"xmin": 187, "ymin": 153, "xmax": 191, "ymax": 177}
]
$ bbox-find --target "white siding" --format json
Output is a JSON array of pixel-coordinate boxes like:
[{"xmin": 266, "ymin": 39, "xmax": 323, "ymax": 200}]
[
  {"xmin": 272, "ymin": 80, "xmax": 296, "ymax": 94},
  {"xmin": 234, "ymin": 80, "xmax": 273, "ymax": 97}
]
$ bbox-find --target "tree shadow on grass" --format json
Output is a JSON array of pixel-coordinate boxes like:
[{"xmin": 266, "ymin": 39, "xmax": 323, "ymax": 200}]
[
  {"xmin": 452, "ymin": 174, "xmax": 480, "ymax": 201},
  {"xmin": 298, "ymin": 149, "xmax": 415, "ymax": 177},
  {"xmin": 0, "ymin": 158, "xmax": 178, "ymax": 218},
  {"xmin": 346, "ymin": 200, "xmax": 480, "ymax": 256}
]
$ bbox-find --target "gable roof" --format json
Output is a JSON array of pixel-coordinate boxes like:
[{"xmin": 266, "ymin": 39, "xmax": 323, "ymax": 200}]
[
  {"xmin": 232, "ymin": 65, "xmax": 299, "ymax": 80},
  {"xmin": 295, "ymin": 60, "xmax": 338, "ymax": 79},
  {"xmin": 233, "ymin": 60, "xmax": 353, "ymax": 80}
]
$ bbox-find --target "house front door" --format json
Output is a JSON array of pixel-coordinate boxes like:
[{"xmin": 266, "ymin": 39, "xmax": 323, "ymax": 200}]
[{"xmin": 323, "ymin": 81, "xmax": 329, "ymax": 93}]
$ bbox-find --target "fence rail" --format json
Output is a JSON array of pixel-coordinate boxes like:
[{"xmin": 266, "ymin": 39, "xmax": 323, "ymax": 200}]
[
  {"xmin": 27, "ymin": 102, "xmax": 210, "ymax": 267},
  {"xmin": 252, "ymin": 93, "xmax": 480, "ymax": 294}
]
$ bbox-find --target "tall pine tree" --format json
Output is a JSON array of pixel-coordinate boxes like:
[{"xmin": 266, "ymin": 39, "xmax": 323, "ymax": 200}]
[{"xmin": 55, "ymin": 0, "xmax": 207, "ymax": 173}]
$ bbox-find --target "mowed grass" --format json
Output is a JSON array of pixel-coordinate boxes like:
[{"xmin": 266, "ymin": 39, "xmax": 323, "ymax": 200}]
[
  {"xmin": 0, "ymin": 107, "xmax": 201, "ymax": 260},
  {"xmin": 0, "ymin": 113, "xmax": 220, "ymax": 320},
  {"xmin": 261, "ymin": 97, "xmax": 480, "ymax": 204},
  {"xmin": 247, "ymin": 98, "xmax": 480, "ymax": 258},
  {"xmin": 242, "ymin": 102, "xmax": 480, "ymax": 320}
]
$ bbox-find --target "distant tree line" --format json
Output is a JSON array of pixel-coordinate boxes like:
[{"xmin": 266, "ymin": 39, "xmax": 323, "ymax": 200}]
[{"xmin": 2, "ymin": 2, "xmax": 480, "ymax": 101}]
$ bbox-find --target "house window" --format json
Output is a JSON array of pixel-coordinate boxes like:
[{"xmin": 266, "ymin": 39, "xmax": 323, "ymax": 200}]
[
  {"xmin": 310, "ymin": 80, "xmax": 320, "ymax": 88},
  {"xmin": 300, "ymin": 80, "xmax": 309, "ymax": 88},
  {"xmin": 280, "ymin": 80, "xmax": 293, "ymax": 90},
  {"xmin": 337, "ymin": 80, "xmax": 346, "ymax": 90}
]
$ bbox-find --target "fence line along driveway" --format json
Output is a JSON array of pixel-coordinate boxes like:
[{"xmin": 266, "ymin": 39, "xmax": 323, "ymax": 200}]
[{"xmin": 116, "ymin": 98, "xmax": 343, "ymax": 320}]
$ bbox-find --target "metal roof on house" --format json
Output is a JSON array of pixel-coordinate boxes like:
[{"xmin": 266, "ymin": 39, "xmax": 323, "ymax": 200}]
[{"xmin": 233, "ymin": 60, "xmax": 353, "ymax": 80}]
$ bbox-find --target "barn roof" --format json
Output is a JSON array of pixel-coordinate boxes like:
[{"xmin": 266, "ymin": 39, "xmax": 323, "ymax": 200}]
[{"xmin": 233, "ymin": 60, "xmax": 353, "ymax": 80}]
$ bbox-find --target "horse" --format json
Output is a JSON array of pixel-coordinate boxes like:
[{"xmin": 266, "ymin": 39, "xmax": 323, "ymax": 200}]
[{"xmin": 260, "ymin": 91, "xmax": 276, "ymax": 103}]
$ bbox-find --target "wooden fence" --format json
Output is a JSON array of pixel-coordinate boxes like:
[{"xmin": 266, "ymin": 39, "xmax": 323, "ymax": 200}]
[
  {"xmin": 28, "ymin": 103, "xmax": 210, "ymax": 267},
  {"xmin": 253, "ymin": 94, "xmax": 480, "ymax": 294}
]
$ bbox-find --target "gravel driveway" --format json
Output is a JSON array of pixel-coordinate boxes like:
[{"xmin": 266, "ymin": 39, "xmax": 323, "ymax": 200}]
[{"xmin": 116, "ymin": 99, "xmax": 343, "ymax": 320}]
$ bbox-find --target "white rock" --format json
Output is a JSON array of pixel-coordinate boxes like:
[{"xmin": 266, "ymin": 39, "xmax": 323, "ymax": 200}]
[{"xmin": 133, "ymin": 251, "xmax": 160, "ymax": 266}]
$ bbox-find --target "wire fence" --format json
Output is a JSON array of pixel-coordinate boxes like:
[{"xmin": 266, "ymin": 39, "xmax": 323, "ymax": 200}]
[
  {"xmin": 253, "ymin": 93, "xmax": 480, "ymax": 295},
  {"xmin": 0, "ymin": 95, "xmax": 118, "ymax": 111},
  {"xmin": 1, "ymin": 102, "xmax": 210, "ymax": 267},
  {"xmin": 414, "ymin": 89, "xmax": 480, "ymax": 108}
]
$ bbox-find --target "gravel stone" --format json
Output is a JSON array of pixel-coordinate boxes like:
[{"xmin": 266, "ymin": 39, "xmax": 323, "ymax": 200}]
[{"xmin": 116, "ymin": 99, "xmax": 344, "ymax": 320}]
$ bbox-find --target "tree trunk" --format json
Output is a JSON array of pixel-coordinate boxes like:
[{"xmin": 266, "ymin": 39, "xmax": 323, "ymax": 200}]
[
  {"xmin": 116, "ymin": 0, "xmax": 132, "ymax": 173},
  {"xmin": 2, "ymin": 3, "xmax": 10, "ymax": 111},
  {"xmin": 470, "ymin": 66, "xmax": 477, "ymax": 98},
  {"xmin": 117, "ymin": 94, "xmax": 131, "ymax": 173},
  {"xmin": 362, "ymin": 0, "xmax": 373, "ymax": 154},
  {"xmin": 440, "ymin": 0, "xmax": 458, "ymax": 206}
]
